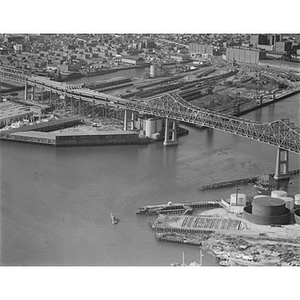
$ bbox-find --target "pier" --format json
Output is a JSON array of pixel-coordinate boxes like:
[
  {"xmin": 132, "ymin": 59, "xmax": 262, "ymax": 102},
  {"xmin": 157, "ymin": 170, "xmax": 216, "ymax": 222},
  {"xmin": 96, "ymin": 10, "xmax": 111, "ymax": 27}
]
[
  {"xmin": 151, "ymin": 214, "xmax": 246, "ymax": 233},
  {"xmin": 199, "ymin": 169, "xmax": 300, "ymax": 191},
  {"xmin": 136, "ymin": 200, "xmax": 220, "ymax": 215}
]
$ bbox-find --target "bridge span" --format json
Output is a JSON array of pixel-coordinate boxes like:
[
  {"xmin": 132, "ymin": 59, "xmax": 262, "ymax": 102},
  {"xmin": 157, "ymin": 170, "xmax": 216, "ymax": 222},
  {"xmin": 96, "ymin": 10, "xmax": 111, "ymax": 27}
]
[{"xmin": 1, "ymin": 66, "xmax": 300, "ymax": 154}]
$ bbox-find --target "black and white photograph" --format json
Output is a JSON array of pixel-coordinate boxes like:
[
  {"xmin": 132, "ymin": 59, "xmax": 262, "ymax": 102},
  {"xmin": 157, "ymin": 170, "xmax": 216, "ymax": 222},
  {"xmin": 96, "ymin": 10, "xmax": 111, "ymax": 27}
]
[{"xmin": 0, "ymin": 1, "xmax": 299, "ymax": 299}]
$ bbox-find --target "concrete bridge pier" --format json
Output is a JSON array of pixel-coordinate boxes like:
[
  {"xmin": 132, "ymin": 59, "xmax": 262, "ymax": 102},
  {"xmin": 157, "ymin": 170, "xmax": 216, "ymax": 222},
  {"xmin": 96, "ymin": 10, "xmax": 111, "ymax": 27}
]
[
  {"xmin": 123, "ymin": 110, "xmax": 135, "ymax": 131},
  {"xmin": 130, "ymin": 112, "xmax": 135, "ymax": 130},
  {"xmin": 274, "ymin": 148, "xmax": 290, "ymax": 188},
  {"xmin": 42, "ymin": 88, "xmax": 45, "ymax": 102},
  {"xmin": 163, "ymin": 118, "xmax": 178, "ymax": 146},
  {"xmin": 30, "ymin": 86, "xmax": 35, "ymax": 101},
  {"xmin": 24, "ymin": 81, "xmax": 28, "ymax": 100},
  {"xmin": 123, "ymin": 109, "xmax": 128, "ymax": 131},
  {"xmin": 49, "ymin": 90, "xmax": 52, "ymax": 109}
]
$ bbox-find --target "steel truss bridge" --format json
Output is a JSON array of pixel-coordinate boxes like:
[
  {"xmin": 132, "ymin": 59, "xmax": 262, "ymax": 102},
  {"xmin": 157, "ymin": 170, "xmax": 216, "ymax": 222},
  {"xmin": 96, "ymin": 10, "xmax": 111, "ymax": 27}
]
[{"xmin": 1, "ymin": 66, "xmax": 299, "ymax": 154}]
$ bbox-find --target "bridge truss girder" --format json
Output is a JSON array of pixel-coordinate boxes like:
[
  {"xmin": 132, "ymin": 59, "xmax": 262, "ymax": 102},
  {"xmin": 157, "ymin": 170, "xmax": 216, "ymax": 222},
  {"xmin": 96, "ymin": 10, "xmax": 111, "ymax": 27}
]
[
  {"xmin": 1, "ymin": 67, "xmax": 300, "ymax": 154},
  {"xmin": 127, "ymin": 92, "xmax": 300, "ymax": 154}
]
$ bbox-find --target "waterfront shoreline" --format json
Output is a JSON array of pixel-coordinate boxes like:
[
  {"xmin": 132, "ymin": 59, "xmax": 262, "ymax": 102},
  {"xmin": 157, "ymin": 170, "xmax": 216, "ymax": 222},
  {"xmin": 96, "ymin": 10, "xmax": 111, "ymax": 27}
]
[{"xmin": 150, "ymin": 206, "xmax": 300, "ymax": 266}]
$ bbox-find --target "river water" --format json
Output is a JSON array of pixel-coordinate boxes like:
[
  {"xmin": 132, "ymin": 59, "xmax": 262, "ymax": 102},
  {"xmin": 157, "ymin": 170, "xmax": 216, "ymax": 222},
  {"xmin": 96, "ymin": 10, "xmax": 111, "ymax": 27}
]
[{"xmin": 1, "ymin": 68, "xmax": 299, "ymax": 266}]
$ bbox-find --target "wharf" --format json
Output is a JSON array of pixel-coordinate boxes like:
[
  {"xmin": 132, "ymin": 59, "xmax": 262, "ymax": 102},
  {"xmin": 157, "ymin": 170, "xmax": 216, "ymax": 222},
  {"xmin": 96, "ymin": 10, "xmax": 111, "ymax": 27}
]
[
  {"xmin": 136, "ymin": 200, "xmax": 220, "ymax": 215},
  {"xmin": 1, "ymin": 130, "xmax": 146, "ymax": 147},
  {"xmin": 235, "ymin": 87, "xmax": 300, "ymax": 117},
  {"xmin": 151, "ymin": 206, "xmax": 300, "ymax": 266},
  {"xmin": 155, "ymin": 232, "xmax": 206, "ymax": 246},
  {"xmin": 199, "ymin": 169, "xmax": 300, "ymax": 191},
  {"xmin": 199, "ymin": 177, "xmax": 258, "ymax": 191},
  {"xmin": 151, "ymin": 214, "xmax": 246, "ymax": 234}
]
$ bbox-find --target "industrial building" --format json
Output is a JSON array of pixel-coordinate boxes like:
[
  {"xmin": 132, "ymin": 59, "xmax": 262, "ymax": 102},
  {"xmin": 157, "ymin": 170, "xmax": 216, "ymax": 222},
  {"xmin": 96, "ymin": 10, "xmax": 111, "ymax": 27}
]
[
  {"xmin": 3, "ymin": 116, "xmax": 81, "ymax": 134},
  {"xmin": 121, "ymin": 55, "xmax": 146, "ymax": 65},
  {"xmin": 0, "ymin": 101, "xmax": 33, "ymax": 128},
  {"xmin": 189, "ymin": 43, "xmax": 214, "ymax": 55},
  {"xmin": 170, "ymin": 54, "xmax": 190, "ymax": 62},
  {"xmin": 226, "ymin": 47, "xmax": 266, "ymax": 64}
]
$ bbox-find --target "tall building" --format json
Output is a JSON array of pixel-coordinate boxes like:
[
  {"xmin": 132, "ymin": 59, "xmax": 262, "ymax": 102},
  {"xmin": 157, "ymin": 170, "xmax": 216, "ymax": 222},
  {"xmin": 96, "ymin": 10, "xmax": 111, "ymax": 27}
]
[
  {"xmin": 250, "ymin": 35, "xmax": 259, "ymax": 47},
  {"xmin": 274, "ymin": 41, "xmax": 292, "ymax": 54},
  {"xmin": 250, "ymin": 34, "xmax": 281, "ymax": 47}
]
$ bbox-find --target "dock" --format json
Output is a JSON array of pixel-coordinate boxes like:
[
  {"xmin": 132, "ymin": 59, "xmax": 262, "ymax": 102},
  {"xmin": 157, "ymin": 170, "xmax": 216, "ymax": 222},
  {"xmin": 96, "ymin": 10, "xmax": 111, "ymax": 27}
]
[
  {"xmin": 199, "ymin": 169, "xmax": 300, "ymax": 191},
  {"xmin": 136, "ymin": 200, "xmax": 220, "ymax": 215},
  {"xmin": 151, "ymin": 214, "xmax": 246, "ymax": 235}
]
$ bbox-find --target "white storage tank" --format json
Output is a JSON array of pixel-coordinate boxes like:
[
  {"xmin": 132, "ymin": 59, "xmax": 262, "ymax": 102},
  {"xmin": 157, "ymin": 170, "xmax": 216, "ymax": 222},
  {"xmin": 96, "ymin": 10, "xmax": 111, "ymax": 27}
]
[
  {"xmin": 145, "ymin": 118, "xmax": 156, "ymax": 137},
  {"xmin": 271, "ymin": 190, "xmax": 287, "ymax": 198},
  {"xmin": 230, "ymin": 193, "xmax": 247, "ymax": 206},
  {"xmin": 280, "ymin": 196, "xmax": 294, "ymax": 211},
  {"xmin": 150, "ymin": 64, "xmax": 158, "ymax": 78},
  {"xmin": 294, "ymin": 194, "xmax": 300, "ymax": 206}
]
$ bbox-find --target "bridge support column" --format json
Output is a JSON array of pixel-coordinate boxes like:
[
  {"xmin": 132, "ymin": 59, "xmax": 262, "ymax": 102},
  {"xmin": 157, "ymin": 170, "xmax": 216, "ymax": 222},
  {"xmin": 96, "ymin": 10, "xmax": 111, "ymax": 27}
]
[
  {"xmin": 29, "ymin": 86, "xmax": 35, "ymax": 101},
  {"xmin": 274, "ymin": 148, "xmax": 290, "ymax": 185},
  {"xmin": 49, "ymin": 90, "xmax": 52, "ymax": 111},
  {"xmin": 24, "ymin": 81, "xmax": 28, "ymax": 100},
  {"xmin": 70, "ymin": 96, "xmax": 74, "ymax": 114},
  {"xmin": 123, "ymin": 110, "xmax": 128, "ymax": 131},
  {"xmin": 130, "ymin": 112, "xmax": 135, "ymax": 130},
  {"xmin": 55, "ymin": 92, "xmax": 58, "ymax": 112},
  {"xmin": 64, "ymin": 96, "xmax": 67, "ymax": 114},
  {"xmin": 92, "ymin": 100, "xmax": 95, "ymax": 121},
  {"xmin": 163, "ymin": 118, "xmax": 178, "ymax": 146}
]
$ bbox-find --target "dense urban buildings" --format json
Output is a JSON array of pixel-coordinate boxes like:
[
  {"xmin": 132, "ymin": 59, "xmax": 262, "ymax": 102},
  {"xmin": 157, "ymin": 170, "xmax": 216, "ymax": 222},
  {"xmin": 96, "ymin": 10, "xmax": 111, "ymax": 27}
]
[{"xmin": 0, "ymin": 34, "xmax": 300, "ymax": 81}]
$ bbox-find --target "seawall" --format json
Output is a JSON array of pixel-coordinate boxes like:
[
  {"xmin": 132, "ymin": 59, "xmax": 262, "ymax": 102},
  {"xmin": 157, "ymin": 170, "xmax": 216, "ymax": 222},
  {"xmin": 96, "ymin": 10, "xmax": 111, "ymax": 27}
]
[
  {"xmin": 1, "ymin": 130, "xmax": 149, "ymax": 147},
  {"xmin": 235, "ymin": 89, "xmax": 300, "ymax": 117}
]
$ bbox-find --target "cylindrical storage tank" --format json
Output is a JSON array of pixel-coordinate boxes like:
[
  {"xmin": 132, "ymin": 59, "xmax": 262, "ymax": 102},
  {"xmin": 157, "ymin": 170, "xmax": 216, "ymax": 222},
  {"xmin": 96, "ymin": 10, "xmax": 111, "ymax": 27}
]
[
  {"xmin": 155, "ymin": 118, "xmax": 163, "ymax": 132},
  {"xmin": 294, "ymin": 194, "xmax": 300, "ymax": 206},
  {"xmin": 252, "ymin": 197, "xmax": 286, "ymax": 216},
  {"xmin": 280, "ymin": 197, "xmax": 294, "ymax": 211},
  {"xmin": 254, "ymin": 195, "xmax": 267, "ymax": 199},
  {"xmin": 145, "ymin": 118, "xmax": 156, "ymax": 137},
  {"xmin": 294, "ymin": 209, "xmax": 300, "ymax": 225},
  {"xmin": 271, "ymin": 190, "xmax": 287, "ymax": 198},
  {"xmin": 230, "ymin": 193, "xmax": 247, "ymax": 206},
  {"xmin": 150, "ymin": 64, "xmax": 158, "ymax": 78}
]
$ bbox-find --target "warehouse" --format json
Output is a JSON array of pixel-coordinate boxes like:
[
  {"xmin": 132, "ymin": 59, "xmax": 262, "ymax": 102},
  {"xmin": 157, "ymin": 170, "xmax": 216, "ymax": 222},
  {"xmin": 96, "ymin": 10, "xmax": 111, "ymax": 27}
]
[
  {"xmin": 0, "ymin": 101, "xmax": 33, "ymax": 128},
  {"xmin": 170, "ymin": 54, "xmax": 190, "ymax": 62},
  {"xmin": 121, "ymin": 55, "xmax": 146, "ymax": 65},
  {"xmin": 226, "ymin": 47, "xmax": 266, "ymax": 64},
  {"xmin": 189, "ymin": 43, "xmax": 214, "ymax": 55}
]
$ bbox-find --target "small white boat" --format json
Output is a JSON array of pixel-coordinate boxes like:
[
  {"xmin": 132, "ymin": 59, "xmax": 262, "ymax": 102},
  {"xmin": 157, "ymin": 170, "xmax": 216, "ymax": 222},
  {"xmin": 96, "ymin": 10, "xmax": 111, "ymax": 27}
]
[{"xmin": 110, "ymin": 213, "xmax": 119, "ymax": 225}]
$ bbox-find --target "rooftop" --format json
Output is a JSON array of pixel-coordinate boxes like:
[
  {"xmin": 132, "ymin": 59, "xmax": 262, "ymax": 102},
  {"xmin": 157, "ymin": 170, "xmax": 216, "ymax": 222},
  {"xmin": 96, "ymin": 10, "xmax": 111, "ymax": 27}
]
[{"xmin": 0, "ymin": 101, "xmax": 33, "ymax": 121}]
